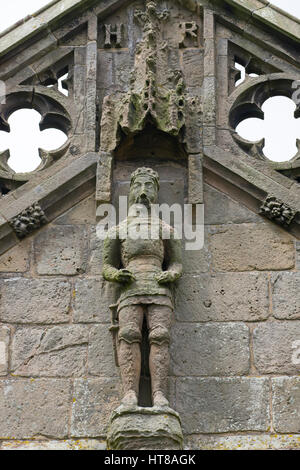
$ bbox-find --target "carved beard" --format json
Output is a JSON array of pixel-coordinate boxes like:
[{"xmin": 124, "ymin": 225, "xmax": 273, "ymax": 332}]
[{"xmin": 136, "ymin": 193, "xmax": 151, "ymax": 208}]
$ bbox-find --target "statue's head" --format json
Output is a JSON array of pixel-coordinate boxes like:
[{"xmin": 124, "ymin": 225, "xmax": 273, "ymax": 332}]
[{"xmin": 129, "ymin": 167, "xmax": 159, "ymax": 208}]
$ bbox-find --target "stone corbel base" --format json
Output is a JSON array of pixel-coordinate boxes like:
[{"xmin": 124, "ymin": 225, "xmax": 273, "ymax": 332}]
[{"xmin": 107, "ymin": 405, "xmax": 183, "ymax": 450}]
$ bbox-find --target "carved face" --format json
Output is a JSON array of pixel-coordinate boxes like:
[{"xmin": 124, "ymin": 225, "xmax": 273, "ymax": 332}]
[{"xmin": 129, "ymin": 174, "xmax": 158, "ymax": 208}]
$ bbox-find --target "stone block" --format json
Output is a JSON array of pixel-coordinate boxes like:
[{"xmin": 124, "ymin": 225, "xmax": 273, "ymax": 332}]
[
  {"xmin": 204, "ymin": 9, "xmax": 215, "ymax": 39},
  {"xmin": 226, "ymin": 0, "xmax": 268, "ymax": 13},
  {"xmin": 0, "ymin": 379, "xmax": 72, "ymax": 439},
  {"xmin": 188, "ymin": 153, "xmax": 203, "ymax": 204},
  {"xmin": 210, "ymin": 223, "xmax": 295, "ymax": 272},
  {"xmin": 0, "ymin": 240, "xmax": 30, "ymax": 272},
  {"xmin": 271, "ymin": 273, "xmax": 300, "ymax": 320},
  {"xmin": 170, "ymin": 322, "xmax": 250, "ymax": 376},
  {"xmin": 71, "ymin": 378, "xmax": 121, "ymax": 437},
  {"xmin": 176, "ymin": 377, "xmax": 269, "ymax": 434},
  {"xmin": 88, "ymin": 325, "xmax": 119, "ymax": 377},
  {"xmin": 185, "ymin": 434, "xmax": 300, "ymax": 450},
  {"xmin": 0, "ymin": 326, "xmax": 10, "ymax": 376},
  {"xmin": 0, "ymin": 218, "xmax": 18, "ymax": 256},
  {"xmin": 73, "ymin": 278, "xmax": 118, "ymax": 323},
  {"xmin": 1, "ymin": 439, "xmax": 106, "ymax": 450},
  {"xmin": 55, "ymin": 195, "xmax": 96, "ymax": 225},
  {"xmin": 182, "ymin": 242, "xmax": 209, "ymax": 274},
  {"xmin": 203, "ymin": 184, "xmax": 261, "ymax": 225},
  {"xmin": 253, "ymin": 322, "xmax": 300, "ymax": 374},
  {"xmin": 114, "ymin": 51, "xmax": 135, "ymax": 93},
  {"xmin": 253, "ymin": 5, "xmax": 300, "ymax": 42},
  {"xmin": 88, "ymin": 227, "xmax": 104, "ymax": 275},
  {"xmin": 204, "ymin": 38, "xmax": 215, "ymax": 76},
  {"xmin": 34, "ymin": 225, "xmax": 88, "ymax": 275},
  {"xmin": 203, "ymin": 76, "xmax": 216, "ymax": 125},
  {"xmin": 203, "ymin": 125, "xmax": 216, "ymax": 146},
  {"xmin": 11, "ymin": 325, "xmax": 89, "ymax": 377},
  {"xmin": 0, "ymin": 278, "xmax": 71, "ymax": 324},
  {"xmin": 175, "ymin": 273, "xmax": 269, "ymax": 322},
  {"xmin": 272, "ymin": 377, "xmax": 300, "ymax": 433},
  {"xmin": 98, "ymin": 51, "xmax": 113, "ymax": 91},
  {"xmin": 182, "ymin": 50, "xmax": 204, "ymax": 87}
]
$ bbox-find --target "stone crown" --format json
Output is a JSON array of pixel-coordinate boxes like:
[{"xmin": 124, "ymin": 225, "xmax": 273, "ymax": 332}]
[{"xmin": 130, "ymin": 167, "xmax": 160, "ymax": 188}]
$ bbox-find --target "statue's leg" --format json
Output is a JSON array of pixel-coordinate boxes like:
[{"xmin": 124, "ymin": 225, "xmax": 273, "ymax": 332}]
[
  {"xmin": 118, "ymin": 304, "xmax": 143, "ymax": 406},
  {"xmin": 147, "ymin": 305, "xmax": 172, "ymax": 407}
]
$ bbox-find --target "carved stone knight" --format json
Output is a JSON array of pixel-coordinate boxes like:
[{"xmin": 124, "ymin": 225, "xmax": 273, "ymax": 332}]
[{"xmin": 102, "ymin": 167, "xmax": 183, "ymax": 408}]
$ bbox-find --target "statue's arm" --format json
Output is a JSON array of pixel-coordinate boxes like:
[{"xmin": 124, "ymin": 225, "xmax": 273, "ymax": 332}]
[
  {"xmin": 102, "ymin": 236, "xmax": 121, "ymax": 282},
  {"xmin": 102, "ymin": 235, "xmax": 136, "ymax": 284},
  {"xmin": 156, "ymin": 232, "xmax": 183, "ymax": 284},
  {"xmin": 166, "ymin": 236, "xmax": 183, "ymax": 280}
]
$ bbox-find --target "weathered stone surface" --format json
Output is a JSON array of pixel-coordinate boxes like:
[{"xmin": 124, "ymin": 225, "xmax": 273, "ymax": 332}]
[
  {"xmin": 182, "ymin": 50, "xmax": 203, "ymax": 88},
  {"xmin": 253, "ymin": 4, "xmax": 300, "ymax": 42},
  {"xmin": 182, "ymin": 239, "xmax": 210, "ymax": 274},
  {"xmin": 34, "ymin": 225, "xmax": 88, "ymax": 275},
  {"xmin": 210, "ymin": 223, "xmax": 295, "ymax": 272},
  {"xmin": 107, "ymin": 406, "xmax": 183, "ymax": 450},
  {"xmin": 0, "ymin": 326, "xmax": 10, "ymax": 376},
  {"xmin": 71, "ymin": 378, "xmax": 121, "ymax": 437},
  {"xmin": 176, "ymin": 377, "xmax": 270, "ymax": 434},
  {"xmin": 176, "ymin": 273, "xmax": 269, "ymax": 322},
  {"xmin": 272, "ymin": 377, "xmax": 300, "ymax": 433},
  {"xmin": 203, "ymin": 184, "xmax": 261, "ymax": 225},
  {"xmin": 271, "ymin": 273, "xmax": 300, "ymax": 320},
  {"xmin": 296, "ymin": 241, "xmax": 300, "ymax": 270},
  {"xmin": 253, "ymin": 322, "xmax": 300, "ymax": 374},
  {"xmin": 88, "ymin": 227, "xmax": 104, "ymax": 275},
  {"xmin": 88, "ymin": 325, "xmax": 118, "ymax": 377},
  {"xmin": 0, "ymin": 240, "xmax": 30, "ymax": 272},
  {"xmin": 11, "ymin": 325, "xmax": 89, "ymax": 377},
  {"xmin": 0, "ymin": 278, "xmax": 71, "ymax": 324},
  {"xmin": 184, "ymin": 434, "xmax": 300, "ymax": 450},
  {"xmin": 1, "ymin": 439, "xmax": 106, "ymax": 450},
  {"xmin": 55, "ymin": 195, "xmax": 96, "ymax": 225},
  {"xmin": 0, "ymin": 379, "xmax": 71, "ymax": 439},
  {"xmin": 73, "ymin": 278, "xmax": 117, "ymax": 323},
  {"xmin": 170, "ymin": 323, "xmax": 250, "ymax": 376}
]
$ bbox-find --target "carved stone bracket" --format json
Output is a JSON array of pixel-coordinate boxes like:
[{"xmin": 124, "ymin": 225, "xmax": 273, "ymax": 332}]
[
  {"xmin": 107, "ymin": 405, "xmax": 183, "ymax": 450},
  {"xmin": 9, "ymin": 203, "xmax": 48, "ymax": 239},
  {"xmin": 259, "ymin": 196, "xmax": 297, "ymax": 227}
]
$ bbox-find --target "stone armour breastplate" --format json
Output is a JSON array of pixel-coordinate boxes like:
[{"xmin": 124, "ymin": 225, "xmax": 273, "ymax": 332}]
[{"xmin": 118, "ymin": 217, "xmax": 172, "ymax": 304}]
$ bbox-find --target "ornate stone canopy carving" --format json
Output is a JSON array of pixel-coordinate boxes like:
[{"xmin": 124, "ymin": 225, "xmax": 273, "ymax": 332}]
[{"xmin": 100, "ymin": 0, "xmax": 189, "ymax": 153}]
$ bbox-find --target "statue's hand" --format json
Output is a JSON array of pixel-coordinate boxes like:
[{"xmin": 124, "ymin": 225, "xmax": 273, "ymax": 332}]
[
  {"xmin": 114, "ymin": 269, "xmax": 136, "ymax": 284},
  {"xmin": 155, "ymin": 271, "xmax": 178, "ymax": 284}
]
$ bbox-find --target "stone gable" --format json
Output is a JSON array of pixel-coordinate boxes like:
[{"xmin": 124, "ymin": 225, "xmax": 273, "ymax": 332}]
[{"xmin": 0, "ymin": 0, "xmax": 299, "ymax": 450}]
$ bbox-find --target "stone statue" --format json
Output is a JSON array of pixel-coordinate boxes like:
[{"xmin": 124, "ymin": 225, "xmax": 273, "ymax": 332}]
[{"xmin": 102, "ymin": 167, "xmax": 183, "ymax": 408}]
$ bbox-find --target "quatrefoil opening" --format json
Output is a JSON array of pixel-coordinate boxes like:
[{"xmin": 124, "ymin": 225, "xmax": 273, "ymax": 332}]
[
  {"xmin": 0, "ymin": 90, "xmax": 71, "ymax": 177},
  {"xmin": 229, "ymin": 77, "xmax": 300, "ymax": 163}
]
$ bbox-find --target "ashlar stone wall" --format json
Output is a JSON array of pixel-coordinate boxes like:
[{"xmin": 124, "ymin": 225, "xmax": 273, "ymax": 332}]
[{"xmin": 0, "ymin": 184, "xmax": 299, "ymax": 450}]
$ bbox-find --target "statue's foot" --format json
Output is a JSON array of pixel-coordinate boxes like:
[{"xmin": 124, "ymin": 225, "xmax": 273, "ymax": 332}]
[
  {"xmin": 153, "ymin": 391, "xmax": 169, "ymax": 407},
  {"xmin": 121, "ymin": 390, "xmax": 138, "ymax": 407}
]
